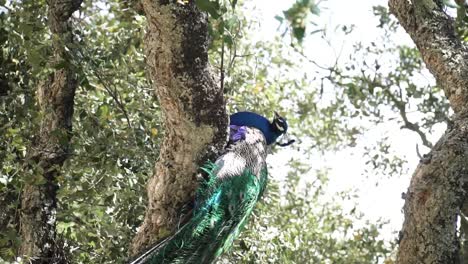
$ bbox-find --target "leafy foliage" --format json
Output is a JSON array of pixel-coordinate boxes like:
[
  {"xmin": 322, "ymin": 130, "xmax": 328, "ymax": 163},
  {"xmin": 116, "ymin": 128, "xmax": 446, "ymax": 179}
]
[
  {"xmin": 444, "ymin": 0, "xmax": 468, "ymax": 41},
  {"xmin": 56, "ymin": 2, "xmax": 160, "ymax": 263},
  {"xmin": 220, "ymin": 162, "xmax": 392, "ymax": 263},
  {"xmin": 2, "ymin": 0, "xmax": 461, "ymax": 263},
  {"xmin": 0, "ymin": 1, "xmax": 159, "ymax": 262},
  {"xmin": 0, "ymin": 0, "xmax": 47, "ymax": 259},
  {"xmin": 278, "ymin": 0, "xmax": 322, "ymax": 43}
]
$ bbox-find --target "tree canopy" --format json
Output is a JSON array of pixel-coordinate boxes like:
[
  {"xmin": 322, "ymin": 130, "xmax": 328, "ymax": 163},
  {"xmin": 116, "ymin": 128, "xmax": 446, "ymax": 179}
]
[{"xmin": 1, "ymin": 0, "xmax": 467, "ymax": 263}]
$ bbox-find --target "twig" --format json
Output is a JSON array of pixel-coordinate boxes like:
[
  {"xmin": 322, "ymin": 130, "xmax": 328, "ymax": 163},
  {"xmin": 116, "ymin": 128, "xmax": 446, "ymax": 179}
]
[
  {"xmin": 220, "ymin": 31, "xmax": 225, "ymax": 93},
  {"xmin": 291, "ymin": 45, "xmax": 330, "ymax": 71},
  {"xmin": 381, "ymin": 83, "xmax": 434, "ymax": 149},
  {"xmin": 89, "ymin": 62, "xmax": 133, "ymax": 129},
  {"xmin": 416, "ymin": 143, "xmax": 422, "ymax": 159},
  {"xmin": 76, "ymin": 48, "xmax": 133, "ymax": 129}
]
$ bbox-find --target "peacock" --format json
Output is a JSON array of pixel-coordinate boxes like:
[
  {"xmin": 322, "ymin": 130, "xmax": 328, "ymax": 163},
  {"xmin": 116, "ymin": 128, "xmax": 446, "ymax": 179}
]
[{"xmin": 130, "ymin": 111, "xmax": 293, "ymax": 264}]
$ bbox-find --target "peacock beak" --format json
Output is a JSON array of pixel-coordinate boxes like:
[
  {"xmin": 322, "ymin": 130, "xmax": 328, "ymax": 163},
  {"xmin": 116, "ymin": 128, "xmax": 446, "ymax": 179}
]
[{"xmin": 276, "ymin": 132, "xmax": 295, "ymax": 147}]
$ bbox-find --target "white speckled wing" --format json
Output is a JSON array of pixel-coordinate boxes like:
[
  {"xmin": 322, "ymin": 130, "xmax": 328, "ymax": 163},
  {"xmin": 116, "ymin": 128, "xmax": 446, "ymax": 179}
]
[{"xmin": 214, "ymin": 127, "xmax": 267, "ymax": 179}]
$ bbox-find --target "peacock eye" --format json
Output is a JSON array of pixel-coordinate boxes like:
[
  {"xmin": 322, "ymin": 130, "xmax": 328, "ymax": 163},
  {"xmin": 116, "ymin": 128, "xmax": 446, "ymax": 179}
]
[{"xmin": 275, "ymin": 122, "xmax": 285, "ymax": 132}]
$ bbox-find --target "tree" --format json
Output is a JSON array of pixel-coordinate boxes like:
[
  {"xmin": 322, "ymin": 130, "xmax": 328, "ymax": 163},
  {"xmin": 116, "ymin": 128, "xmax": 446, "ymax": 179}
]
[
  {"xmin": 12, "ymin": 0, "xmax": 82, "ymax": 262},
  {"xmin": 1, "ymin": 0, "xmax": 429, "ymax": 263},
  {"xmin": 129, "ymin": 0, "xmax": 228, "ymax": 254},
  {"xmin": 387, "ymin": 0, "xmax": 468, "ymax": 263}
]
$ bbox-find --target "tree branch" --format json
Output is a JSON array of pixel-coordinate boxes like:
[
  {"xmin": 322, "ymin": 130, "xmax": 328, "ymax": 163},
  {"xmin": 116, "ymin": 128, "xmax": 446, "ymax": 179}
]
[{"xmin": 383, "ymin": 86, "xmax": 433, "ymax": 149}]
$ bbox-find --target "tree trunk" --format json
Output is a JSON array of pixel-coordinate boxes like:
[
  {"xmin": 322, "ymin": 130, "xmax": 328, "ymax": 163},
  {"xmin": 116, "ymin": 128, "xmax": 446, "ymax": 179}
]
[
  {"xmin": 389, "ymin": 0, "xmax": 468, "ymax": 263},
  {"xmin": 460, "ymin": 209, "xmax": 468, "ymax": 263},
  {"xmin": 19, "ymin": 0, "xmax": 82, "ymax": 262},
  {"xmin": 396, "ymin": 117, "xmax": 468, "ymax": 263},
  {"xmin": 130, "ymin": 0, "xmax": 228, "ymax": 255}
]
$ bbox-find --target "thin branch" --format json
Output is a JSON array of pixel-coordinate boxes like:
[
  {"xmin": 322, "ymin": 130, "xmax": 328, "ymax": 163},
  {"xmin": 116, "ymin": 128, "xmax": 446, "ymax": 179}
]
[
  {"xmin": 76, "ymin": 49, "xmax": 133, "ymax": 129},
  {"xmin": 381, "ymin": 82, "xmax": 434, "ymax": 149},
  {"xmin": 291, "ymin": 45, "xmax": 331, "ymax": 71},
  {"xmin": 227, "ymin": 18, "xmax": 243, "ymax": 70}
]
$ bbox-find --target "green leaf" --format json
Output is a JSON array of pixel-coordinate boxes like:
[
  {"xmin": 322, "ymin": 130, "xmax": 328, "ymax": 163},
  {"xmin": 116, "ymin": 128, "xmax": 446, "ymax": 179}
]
[
  {"xmin": 292, "ymin": 27, "xmax": 305, "ymax": 42},
  {"xmin": 310, "ymin": 4, "xmax": 320, "ymax": 15},
  {"xmin": 223, "ymin": 35, "xmax": 233, "ymax": 48},
  {"xmin": 97, "ymin": 104, "xmax": 109, "ymax": 119},
  {"xmin": 195, "ymin": 0, "xmax": 221, "ymax": 19},
  {"xmin": 274, "ymin": 15, "xmax": 284, "ymax": 23},
  {"xmin": 231, "ymin": 0, "xmax": 237, "ymax": 9}
]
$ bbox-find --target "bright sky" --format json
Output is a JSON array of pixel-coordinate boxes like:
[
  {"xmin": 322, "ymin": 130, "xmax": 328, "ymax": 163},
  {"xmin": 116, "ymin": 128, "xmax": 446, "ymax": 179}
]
[{"xmin": 248, "ymin": 0, "xmax": 446, "ymax": 240}]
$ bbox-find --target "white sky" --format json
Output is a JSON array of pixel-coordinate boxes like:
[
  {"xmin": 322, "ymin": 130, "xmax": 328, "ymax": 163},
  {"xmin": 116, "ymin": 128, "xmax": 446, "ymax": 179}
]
[{"xmin": 249, "ymin": 0, "xmax": 446, "ymax": 240}]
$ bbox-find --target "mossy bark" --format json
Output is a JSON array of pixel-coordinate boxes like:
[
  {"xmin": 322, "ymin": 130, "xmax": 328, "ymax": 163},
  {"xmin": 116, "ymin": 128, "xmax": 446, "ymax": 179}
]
[
  {"xmin": 389, "ymin": 0, "xmax": 468, "ymax": 263},
  {"xmin": 19, "ymin": 0, "xmax": 82, "ymax": 262},
  {"xmin": 130, "ymin": 0, "xmax": 228, "ymax": 255}
]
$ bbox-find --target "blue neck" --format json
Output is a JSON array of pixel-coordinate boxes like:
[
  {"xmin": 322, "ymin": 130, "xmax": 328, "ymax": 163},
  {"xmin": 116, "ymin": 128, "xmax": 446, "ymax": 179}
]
[{"xmin": 229, "ymin": 112, "xmax": 282, "ymax": 145}]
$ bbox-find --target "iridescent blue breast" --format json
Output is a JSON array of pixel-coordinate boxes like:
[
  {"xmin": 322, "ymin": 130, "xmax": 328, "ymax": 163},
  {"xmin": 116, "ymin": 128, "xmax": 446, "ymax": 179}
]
[{"xmin": 229, "ymin": 112, "xmax": 281, "ymax": 145}]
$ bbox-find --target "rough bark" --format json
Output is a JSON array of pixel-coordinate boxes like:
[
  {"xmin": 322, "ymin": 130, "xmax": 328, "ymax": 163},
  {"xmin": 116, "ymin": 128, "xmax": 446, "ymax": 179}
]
[
  {"xmin": 389, "ymin": 0, "xmax": 468, "ymax": 114},
  {"xmin": 130, "ymin": 0, "xmax": 228, "ymax": 255},
  {"xmin": 397, "ymin": 116, "xmax": 468, "ymax": 263},
  {"xmin": 389, "ymin": 0, "xmax": 468, "ymax": 263},
  {"xmin": 19, "ymin": 0, "xmax": 82, "ymax": 262}
]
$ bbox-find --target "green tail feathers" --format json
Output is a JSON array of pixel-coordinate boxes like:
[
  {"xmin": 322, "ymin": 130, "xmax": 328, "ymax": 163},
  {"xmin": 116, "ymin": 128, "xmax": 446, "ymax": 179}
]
[{"xmin": 134, "ymin": 163, "xmax": 267, "ymax": 264}]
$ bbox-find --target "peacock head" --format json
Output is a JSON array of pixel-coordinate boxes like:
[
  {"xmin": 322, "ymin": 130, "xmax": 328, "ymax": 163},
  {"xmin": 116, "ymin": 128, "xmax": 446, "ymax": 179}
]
[
  {"xmin": 271, "ymin": 111, "xmax": 295, "ymax": 147},
  {"xmin": 271, "ymin": 111, "xmax": 288, "ymax": 135}
]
